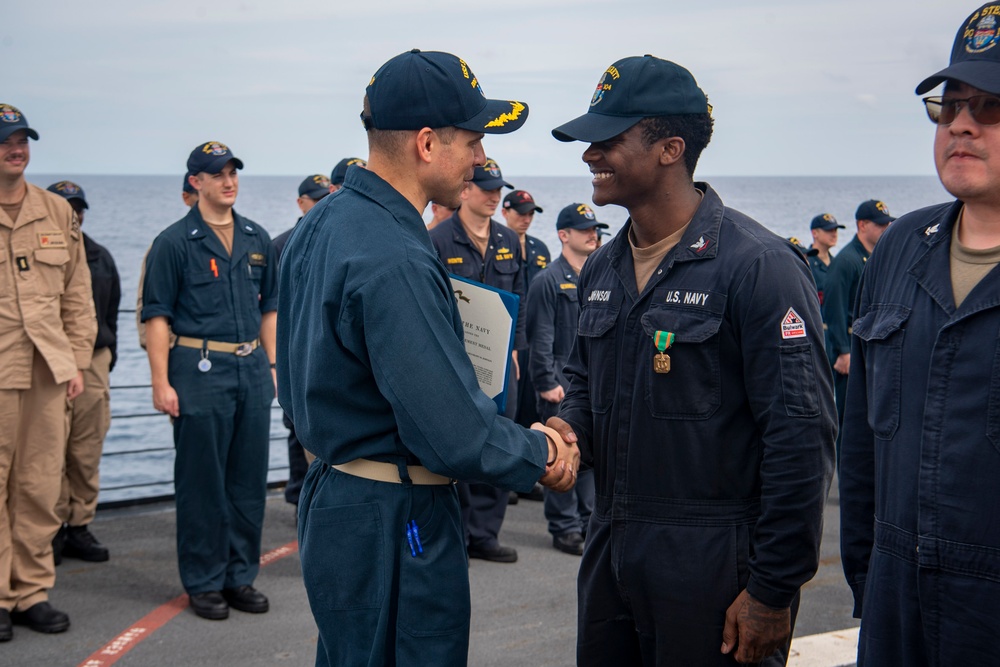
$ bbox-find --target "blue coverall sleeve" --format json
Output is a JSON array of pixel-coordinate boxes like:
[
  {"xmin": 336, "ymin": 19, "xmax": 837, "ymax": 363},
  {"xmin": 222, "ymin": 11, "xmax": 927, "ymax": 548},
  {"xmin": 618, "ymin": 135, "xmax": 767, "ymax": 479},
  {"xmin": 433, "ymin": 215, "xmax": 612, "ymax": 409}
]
[
  {"xmin": 345, "ymin": 261, "xmax": 547, "ymax": 491},
  {"xmin": 839, "ymin": 267, "xmax": 877, "ymax": 619},
  {"xmin": 140, "ymin": 235, "xmax": 181, "ymax": 323},
  {"xmin": 823, "ymin": 259, "xmax": 854, "ymax": 357},
  {"xmin": 526, "ymin": 275, "xmax": 559, "ymax": 393},
  {"xmin": 259, "ymin": 238, "xmax": 278, "ymax": 314},
  {"xmin": 734, "ymin": 249, "xmax": 837, "ymax": 609}
]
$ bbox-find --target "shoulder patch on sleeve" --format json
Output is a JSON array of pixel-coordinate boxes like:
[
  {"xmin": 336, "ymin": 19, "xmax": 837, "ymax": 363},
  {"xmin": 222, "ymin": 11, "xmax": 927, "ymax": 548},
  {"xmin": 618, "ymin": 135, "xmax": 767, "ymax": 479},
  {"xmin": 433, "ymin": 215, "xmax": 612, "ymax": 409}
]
[{"xmin": 781, "ymin": 307, "xmax": 807, "ymax": 339}]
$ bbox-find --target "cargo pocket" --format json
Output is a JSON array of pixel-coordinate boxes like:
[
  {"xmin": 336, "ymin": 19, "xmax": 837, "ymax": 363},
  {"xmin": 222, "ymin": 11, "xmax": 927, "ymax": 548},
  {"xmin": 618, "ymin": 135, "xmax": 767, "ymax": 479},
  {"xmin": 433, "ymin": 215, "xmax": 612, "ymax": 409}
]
[
  {"xmin": 640, "ymin": 307, "xmax": 723, "ymax": 419},
  {"xmin": 300, "ymin": 502, "xmax": 384, "ymax": 611},
  {"xmin": 853, "ymin": 304, "xmax": 910, "ymax": 439},
  {"xmin": 778, "ymin": 343, "xmax": 821, "ymax": 417},
  {"xmin": 33, "ymin": 247, "xmax": 70, "ymax": 296},
  {"xmin": 578, "ymin": 305, "xmax": 619, "ymax": 413},
  {"xmin": 397, "ymin": 488, "xmax": 469, "ymax": 637}
]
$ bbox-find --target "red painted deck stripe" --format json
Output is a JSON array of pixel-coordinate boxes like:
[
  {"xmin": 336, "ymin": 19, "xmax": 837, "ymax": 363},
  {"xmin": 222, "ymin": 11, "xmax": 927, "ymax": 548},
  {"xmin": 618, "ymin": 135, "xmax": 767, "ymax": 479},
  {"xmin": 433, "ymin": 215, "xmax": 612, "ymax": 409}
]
[{"xmin": 76, "ymin": 540, "xmax": 299, "ymax": 667}]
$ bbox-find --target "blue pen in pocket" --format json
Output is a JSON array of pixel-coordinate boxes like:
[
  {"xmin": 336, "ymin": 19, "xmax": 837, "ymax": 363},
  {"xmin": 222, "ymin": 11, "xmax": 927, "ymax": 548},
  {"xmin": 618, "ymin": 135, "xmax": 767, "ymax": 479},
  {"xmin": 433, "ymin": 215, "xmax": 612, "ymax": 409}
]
[
  {"xmin": 410, "ymin": 520, "xmax": 423, "ymax": 555},
  {"xmin": 405, "ymin": 520, "xmax": 424, "ymax": 558}
]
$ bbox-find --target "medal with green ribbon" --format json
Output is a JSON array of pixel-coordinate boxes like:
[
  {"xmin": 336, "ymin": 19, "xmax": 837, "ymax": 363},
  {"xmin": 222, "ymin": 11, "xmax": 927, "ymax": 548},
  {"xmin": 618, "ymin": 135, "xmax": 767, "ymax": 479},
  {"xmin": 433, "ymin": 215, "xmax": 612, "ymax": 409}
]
[{"xmin": 652, "ymin": 330, "xmax": 675, "ymax": 374}]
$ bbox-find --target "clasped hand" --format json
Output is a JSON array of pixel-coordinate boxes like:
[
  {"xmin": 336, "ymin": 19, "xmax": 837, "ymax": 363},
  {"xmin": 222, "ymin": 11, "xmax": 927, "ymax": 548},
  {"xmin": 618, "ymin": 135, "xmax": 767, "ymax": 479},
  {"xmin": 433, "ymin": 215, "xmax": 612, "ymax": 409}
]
[{"xmin": 530, "ymin": 421, "xmax": 580, "ymax": 493}]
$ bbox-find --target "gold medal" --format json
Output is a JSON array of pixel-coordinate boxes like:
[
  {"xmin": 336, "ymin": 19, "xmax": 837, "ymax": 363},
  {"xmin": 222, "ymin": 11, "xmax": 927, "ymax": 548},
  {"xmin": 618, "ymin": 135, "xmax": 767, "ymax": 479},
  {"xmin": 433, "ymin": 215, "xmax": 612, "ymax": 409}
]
[
  {"xmin": 652, "ymin": 331, "xmax": 675, "ymax": 374},
  {"xmin": 653, "ymin": 352, "xmax": 671, "ymax": 374}
]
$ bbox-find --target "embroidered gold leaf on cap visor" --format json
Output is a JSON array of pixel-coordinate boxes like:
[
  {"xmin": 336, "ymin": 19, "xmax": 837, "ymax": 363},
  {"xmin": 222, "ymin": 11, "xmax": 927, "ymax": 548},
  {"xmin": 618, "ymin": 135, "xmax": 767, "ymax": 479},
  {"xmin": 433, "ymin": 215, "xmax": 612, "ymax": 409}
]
[{"xmin": 485, "ymin": 101, "xmax": 525, "ymax": 128}]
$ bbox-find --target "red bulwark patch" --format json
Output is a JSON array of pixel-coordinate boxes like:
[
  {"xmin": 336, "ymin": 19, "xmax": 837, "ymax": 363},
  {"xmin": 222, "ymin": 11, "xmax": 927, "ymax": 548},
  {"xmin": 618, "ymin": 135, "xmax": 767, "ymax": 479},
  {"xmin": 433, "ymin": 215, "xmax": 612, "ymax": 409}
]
[{"xmin": 781, "ymin": 307, "xmax": 807, "ymax": 339}]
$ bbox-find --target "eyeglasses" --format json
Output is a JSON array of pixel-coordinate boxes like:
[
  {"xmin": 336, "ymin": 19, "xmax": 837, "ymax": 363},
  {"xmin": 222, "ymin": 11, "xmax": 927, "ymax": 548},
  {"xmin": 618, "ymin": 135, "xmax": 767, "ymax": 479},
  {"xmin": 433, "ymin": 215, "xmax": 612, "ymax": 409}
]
[{"xmin": 923, "ymin": 95, "xmax": 1000, "ymax": 126}]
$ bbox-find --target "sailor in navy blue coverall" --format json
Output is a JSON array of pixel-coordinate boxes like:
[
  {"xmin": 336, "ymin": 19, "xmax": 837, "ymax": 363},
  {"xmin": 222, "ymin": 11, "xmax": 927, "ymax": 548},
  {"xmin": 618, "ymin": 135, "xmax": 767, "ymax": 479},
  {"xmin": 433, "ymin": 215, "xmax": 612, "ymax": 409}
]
[
  {"xmin": 841, "ymin": 6, "xmax": 1000, "ymax": 664},
  {"xmin": 550, "ymin": 55, "xmax": 836, "ymax": 665},
  {"xmin": 143, "ymin": 143, "xmax": 276, "ymax": 619},
  {"xmin": 276, "ymin": 50, "xmax": 577, "ymax": 666}
]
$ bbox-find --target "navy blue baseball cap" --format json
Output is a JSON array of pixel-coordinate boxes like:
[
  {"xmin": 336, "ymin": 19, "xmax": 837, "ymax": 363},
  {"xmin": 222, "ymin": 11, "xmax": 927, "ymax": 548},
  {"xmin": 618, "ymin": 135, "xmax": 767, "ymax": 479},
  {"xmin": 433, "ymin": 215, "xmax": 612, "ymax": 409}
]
[
  {"xmin": 363, "ymin": 49, "xmax": 528, "ymax": 133},
  {"xmin": 330, "ymin": 157, "xmax": 366, "ymax": 186},
  {"xmin": 187, "ymin": 141, "xmax": 244, "ymax": 175},
  {"xmin": 0, "ymin": 104, "xmax": 39, "ymax": 142},
  {"xmin": 557, "ymin": 203, "xmax": 609, "ymax": 231},
  {"xmin": 503, "ymin": 190, "xmax": 543, "ymax": 214},
  {"xmin": 810, "ymin": 213, "xmax": 844, "ymax": 231},
  {"xmin": 552, "ymin": 55, "xmax": 711, "ymax": 143},
  {"xmin": 855, "ymin": 199, "xmax": 895, "ymax": 225},
  {"xmin": 47, "ymin": 180, "xmax": 88, "ymax": 209},
  {"xmin": 299, "ymin": 174, "xmax": 333, "ymax": 200},
  {"xmin": 182, "ymin": 173, "xmax": 196, "ymax": 194},
  {"xmin": 470, "ymin": 158, "xmax": 513, "ymax": 191},
  {"xmin": 917, "ymin": 4, "xmax": 1000, "ymax": 95}
]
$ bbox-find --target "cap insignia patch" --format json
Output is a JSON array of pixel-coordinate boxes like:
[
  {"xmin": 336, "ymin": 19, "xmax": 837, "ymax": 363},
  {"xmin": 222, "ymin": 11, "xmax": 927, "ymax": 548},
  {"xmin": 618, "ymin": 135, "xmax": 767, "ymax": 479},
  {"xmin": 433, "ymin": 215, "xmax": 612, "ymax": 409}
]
[
  {"xmin": 0, "ymin": 105, "xmax": 22, "ymax": 123},
  {"xmin": 202, "ymin": 142, "xmax": 230, "ymax": 156},
  {"xmin": 590, "ymin": 66, "xmax": 619, "ymax": 108},
  {"xmin": 966, "ymin": 9, "xmax": 1000, "ymax": 53}
]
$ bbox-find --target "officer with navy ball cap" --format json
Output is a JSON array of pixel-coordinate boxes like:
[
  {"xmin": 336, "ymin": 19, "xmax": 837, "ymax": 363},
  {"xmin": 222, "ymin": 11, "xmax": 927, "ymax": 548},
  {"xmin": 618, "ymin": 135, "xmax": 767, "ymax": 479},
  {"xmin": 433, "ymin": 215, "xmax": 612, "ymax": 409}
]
[{"xmin": 277, "ymin": 49, "xmax": 579, "ymax": 666}]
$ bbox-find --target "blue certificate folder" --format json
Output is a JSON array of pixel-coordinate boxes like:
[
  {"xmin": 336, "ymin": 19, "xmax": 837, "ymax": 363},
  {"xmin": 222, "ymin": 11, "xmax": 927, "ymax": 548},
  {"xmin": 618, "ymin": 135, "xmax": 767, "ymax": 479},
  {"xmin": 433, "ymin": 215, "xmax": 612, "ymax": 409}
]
[{"xmin": 448, "ymin": 274, "xmax": 520, "ymax": 415}]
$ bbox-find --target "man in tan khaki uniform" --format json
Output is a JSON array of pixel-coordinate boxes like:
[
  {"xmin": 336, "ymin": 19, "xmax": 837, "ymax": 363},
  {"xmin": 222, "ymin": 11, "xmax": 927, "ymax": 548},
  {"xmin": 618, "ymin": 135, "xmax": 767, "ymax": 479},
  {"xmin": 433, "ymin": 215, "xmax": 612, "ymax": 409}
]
[{"xmin": 0, "ymin": 105, "xmax": 96, "ymax": 641}]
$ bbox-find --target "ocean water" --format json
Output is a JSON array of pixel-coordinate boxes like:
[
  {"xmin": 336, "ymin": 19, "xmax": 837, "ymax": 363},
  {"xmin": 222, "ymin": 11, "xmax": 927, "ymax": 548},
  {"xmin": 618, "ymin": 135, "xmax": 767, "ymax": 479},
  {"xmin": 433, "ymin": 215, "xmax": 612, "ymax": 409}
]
[{"xmin": 29, "ymin": 173, "xmax": 951, "ymax": 504}]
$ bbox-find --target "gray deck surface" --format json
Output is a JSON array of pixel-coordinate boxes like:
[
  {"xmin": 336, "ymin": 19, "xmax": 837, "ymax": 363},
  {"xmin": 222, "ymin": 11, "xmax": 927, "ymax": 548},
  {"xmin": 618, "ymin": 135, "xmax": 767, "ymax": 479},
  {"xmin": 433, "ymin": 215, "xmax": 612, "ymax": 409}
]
[{"xmin": 6, "ymin": 483, "xmax": 856, "ymax": 666}]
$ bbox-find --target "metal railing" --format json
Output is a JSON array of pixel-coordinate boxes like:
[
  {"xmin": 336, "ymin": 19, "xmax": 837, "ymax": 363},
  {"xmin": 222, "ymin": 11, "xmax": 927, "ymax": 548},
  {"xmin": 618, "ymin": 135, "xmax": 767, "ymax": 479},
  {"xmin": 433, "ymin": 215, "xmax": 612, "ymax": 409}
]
[{"xmin": 96, "ymin": 309, "xmax": 290, "ymax": 510}]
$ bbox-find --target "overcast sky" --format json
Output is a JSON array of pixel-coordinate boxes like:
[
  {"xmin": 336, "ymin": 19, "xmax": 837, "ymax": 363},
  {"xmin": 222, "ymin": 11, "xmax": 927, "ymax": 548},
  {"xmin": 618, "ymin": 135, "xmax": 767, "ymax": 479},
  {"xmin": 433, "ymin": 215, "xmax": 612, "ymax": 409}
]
[{"xmin": 4, "ymin": 0, "xmax": 967, "ymax": 177}]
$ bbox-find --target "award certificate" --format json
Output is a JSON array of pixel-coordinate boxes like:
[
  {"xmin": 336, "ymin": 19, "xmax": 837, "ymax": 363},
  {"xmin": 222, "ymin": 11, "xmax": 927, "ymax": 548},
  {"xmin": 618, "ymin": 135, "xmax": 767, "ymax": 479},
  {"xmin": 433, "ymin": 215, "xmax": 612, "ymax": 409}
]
[{"xmin": 449, "ymin": 274, "xmax": 519, "ymax": 414}]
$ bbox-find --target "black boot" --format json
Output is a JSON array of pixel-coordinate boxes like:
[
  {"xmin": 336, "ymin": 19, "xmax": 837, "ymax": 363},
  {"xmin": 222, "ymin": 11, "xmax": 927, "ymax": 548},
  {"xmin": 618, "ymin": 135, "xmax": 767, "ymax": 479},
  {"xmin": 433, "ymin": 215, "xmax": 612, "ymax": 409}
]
[{"xmin": 62, "ymin": 525, "xmax": 109, "ymax": 562}]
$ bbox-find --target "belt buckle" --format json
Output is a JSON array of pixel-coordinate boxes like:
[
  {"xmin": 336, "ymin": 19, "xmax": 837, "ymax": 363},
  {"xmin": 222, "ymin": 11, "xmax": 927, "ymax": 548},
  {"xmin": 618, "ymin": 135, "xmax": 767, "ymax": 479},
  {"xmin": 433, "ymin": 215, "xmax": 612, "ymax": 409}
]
[{"xmin": 234, "ymin": 342, "xmax": 254, "ymax": 357}]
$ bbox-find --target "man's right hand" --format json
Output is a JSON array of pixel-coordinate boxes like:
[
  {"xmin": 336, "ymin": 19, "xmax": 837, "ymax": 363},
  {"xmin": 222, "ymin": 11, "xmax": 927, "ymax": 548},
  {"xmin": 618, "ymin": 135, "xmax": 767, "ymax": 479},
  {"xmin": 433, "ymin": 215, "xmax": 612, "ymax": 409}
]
[
  {"xmin": 834, "ymin": 352, "xmax": 850, "ymax": 375},
  {"xmin": 539, "ymin": 386, "xmax": 565, "ymax": 404},
  {"xmin": 153, "ymin": 382, "xmax": 180, "ymax": 418},
  {"xmin": 531, "ymin": 423, "xmax": 579, "ymax": 493}
]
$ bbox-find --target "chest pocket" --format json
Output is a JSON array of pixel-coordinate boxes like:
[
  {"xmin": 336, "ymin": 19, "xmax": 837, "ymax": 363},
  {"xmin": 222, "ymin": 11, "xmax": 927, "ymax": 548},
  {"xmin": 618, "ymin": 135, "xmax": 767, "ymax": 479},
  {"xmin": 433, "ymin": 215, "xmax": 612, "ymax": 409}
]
[
  {"xmin": 578, "ymin": 305, "xmax": 619, "ymax": 413},
  {"xmin": 488, "ymin": 254, "xmax": 520, "ymax": 293},
  {"xmin": 33, "ymin": 248, "xmax": 70, "ymax": 296},
  {"xmin": 853, "ymin": 303, "xmax": 910, "ymax": 440},
  {"xmin": 183, "ymin": 269, "xmax": 225, "ymax": 316},
  {"xmin": 640, "ymin": 306, "xmax": 724, "ymax": 419}
]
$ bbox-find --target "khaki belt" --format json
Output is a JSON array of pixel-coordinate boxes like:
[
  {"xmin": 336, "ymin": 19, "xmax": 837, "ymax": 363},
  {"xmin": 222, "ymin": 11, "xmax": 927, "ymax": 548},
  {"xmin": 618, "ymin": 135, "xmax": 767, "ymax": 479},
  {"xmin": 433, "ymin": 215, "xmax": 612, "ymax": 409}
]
[
  {"xmin": 175, "ymin": 336, "xmax": 259, "ymax": 356},
  {"xmin": 332, "ymin": 459, "xmax": 454, "ymax": 485}
]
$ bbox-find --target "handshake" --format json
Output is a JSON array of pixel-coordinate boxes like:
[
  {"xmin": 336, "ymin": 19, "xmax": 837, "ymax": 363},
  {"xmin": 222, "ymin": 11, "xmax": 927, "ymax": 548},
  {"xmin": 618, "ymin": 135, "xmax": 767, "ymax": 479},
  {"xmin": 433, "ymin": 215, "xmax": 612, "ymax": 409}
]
[{"xmin": 530, "ymin": 419, "xmax": 581, "ymax": 493}]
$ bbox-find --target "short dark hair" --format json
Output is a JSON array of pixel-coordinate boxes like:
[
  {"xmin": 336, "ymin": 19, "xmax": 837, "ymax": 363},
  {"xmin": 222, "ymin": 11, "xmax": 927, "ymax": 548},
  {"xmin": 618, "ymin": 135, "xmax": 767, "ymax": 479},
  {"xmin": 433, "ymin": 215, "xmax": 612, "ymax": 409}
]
[
  {"xmin": 363, "ymin": 95, "xmax": 457, "ymax": 155},
  {"xmin": 638, "ymin": 114, "xmax": 714, "ymax": 177}
]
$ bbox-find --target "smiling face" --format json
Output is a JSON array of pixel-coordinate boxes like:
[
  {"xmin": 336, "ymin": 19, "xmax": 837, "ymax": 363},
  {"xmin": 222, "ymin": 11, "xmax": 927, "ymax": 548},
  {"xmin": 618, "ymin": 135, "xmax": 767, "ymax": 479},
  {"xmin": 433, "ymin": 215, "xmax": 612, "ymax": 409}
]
[
  {"xmin": 581, "ymin": 122, "xmax": 658, "ymax": 209},
  {"xmin": 0, "ymin": 129, "xmax": 30, "ymax": 182},
  {"xmin": 935, "ymin": 81, "xmax": 1000, "ymax": 207},
  {"xmin": 427, "ymin": 128, "xmax": 485, "ymax": 210},
  {"xmin": 461, "ymin": 182, "xmax": 502, "ymax": 219}
]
